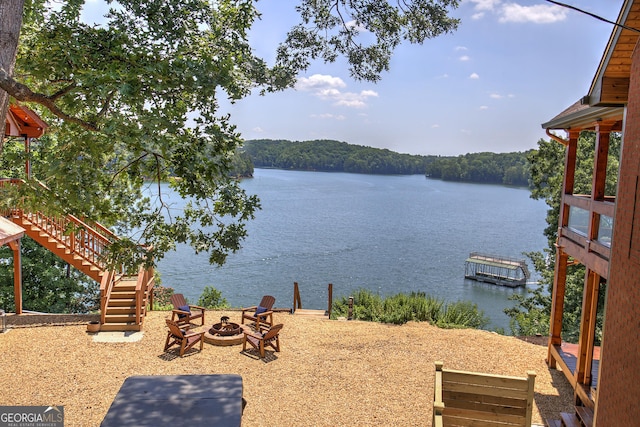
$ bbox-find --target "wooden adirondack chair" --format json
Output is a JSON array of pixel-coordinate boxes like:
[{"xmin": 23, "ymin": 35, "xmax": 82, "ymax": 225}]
[
  {"xmin": 241, "ymin": 295, "xmax": 275, "ymax": 330},
  {"xmin": 242, "ymin": 323, "xmax": 283, "ymax": 358},
  {"xmin": 164, "ymin": 319, "xmax": 205, "ymax": 357},
  {"xmin": 170, "ymin": 293, "xmax": 205, "ymax": 326}
]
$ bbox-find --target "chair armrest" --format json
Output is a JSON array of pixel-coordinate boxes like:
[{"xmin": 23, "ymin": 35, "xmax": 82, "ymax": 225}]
[
  {"xmin": 172, "ymin": 308, "xmax": 191, "ymax": 316},
  {"xmin": 243, "ymin": 330, "xmax": 264, "ymax": 339},
  {"xmin": 188, "ymin": 304, "xmax": 206, "ymax": 311},
  {"xmin": 256, "ymin": 310, "xmax": 274, "ymax": 320},
  {"xmin": 184, "ymin": 330, "xmax": 204, "ymax": 338},
  {"xmin": 241, "ymin": 305, "xmax": 258, "ymax": 312}
]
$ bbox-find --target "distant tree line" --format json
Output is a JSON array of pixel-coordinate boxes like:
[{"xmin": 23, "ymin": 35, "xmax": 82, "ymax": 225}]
[
  {"xmin": 243, "ymin": 139, "xmax": 436, "ymax": 175},
  {"xmin": 425, "ymin": 151, "xmax": 532, "ymax": 186},
  {"xmin": 243, "ymin": 139, "xmax": 531, "ymax": 186}
]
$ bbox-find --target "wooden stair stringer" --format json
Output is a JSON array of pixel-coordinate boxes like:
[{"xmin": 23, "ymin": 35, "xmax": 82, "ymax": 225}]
[{"xmin": 9, "ymin": 213, "xmax": 105, "ymax": 282}]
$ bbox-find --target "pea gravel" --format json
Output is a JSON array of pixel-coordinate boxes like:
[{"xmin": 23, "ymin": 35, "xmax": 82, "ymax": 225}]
[{"xmin": 0, "ymin": 310, "xmax": 574, "ymax": 426}]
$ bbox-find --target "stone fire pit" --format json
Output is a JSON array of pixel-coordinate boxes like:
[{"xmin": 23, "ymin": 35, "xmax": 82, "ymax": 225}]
[{"xmin": 203, "ymin": 318, "xmax": 251, "ymax": 346}]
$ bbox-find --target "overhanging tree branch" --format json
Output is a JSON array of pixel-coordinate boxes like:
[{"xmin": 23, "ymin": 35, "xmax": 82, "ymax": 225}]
[{"xmin": 0, "ymin": 67, "xmax": 100, "ymax": 132}]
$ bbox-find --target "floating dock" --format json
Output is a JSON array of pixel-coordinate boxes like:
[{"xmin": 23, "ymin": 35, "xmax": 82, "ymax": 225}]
[{"xmin": 464, "ymin": 252, "xmax": 530, "ymax": 287}]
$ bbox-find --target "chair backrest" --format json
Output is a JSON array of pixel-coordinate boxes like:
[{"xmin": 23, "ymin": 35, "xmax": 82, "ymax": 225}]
[
  {"xmin": 166, "ymin": 319, "xmax": 185, "ymax": 338},
  {"xmin": 258, "ymin": 295, "xmax": 276, "ymax": 310},
  {"xmin": 170, "ymin": 293, "xmax": 188, "ymax": 309},
  {"xmin": 263, "ymin": 324, "xmax": 283, "ymax": 340},
  {"xmin": 433, "ymin": 361, "xmax": 536, "ymax": 427}
]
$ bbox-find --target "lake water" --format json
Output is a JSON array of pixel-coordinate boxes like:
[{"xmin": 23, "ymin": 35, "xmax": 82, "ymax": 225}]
[{"xmin": 156, "ymin": 168, "xmax": 549, "ymax": 332}]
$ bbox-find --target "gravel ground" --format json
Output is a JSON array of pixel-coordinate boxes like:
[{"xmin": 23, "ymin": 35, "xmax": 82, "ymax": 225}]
[{"xmin": 0, "ymin": 310, "xmax": 574, "ymax": 426}]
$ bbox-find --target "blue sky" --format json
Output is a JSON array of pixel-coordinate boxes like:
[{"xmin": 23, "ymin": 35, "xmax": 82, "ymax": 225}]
[
  {"xmin": 83, "ymin": 1, "xmax": 622, "ymax": 156},
  {"xmin": 224, "ymin": 0, "xmax": 620, "ymax": 156}
]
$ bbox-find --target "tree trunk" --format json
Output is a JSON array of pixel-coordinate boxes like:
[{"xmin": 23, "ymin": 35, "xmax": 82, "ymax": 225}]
[{"xmin": 0, "ymin": 0, "xmax": 25, "ymax": 152}]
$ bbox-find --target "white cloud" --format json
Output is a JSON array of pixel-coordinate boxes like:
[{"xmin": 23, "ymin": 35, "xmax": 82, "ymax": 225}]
[
  {"xmin": 499, "ymin": 3, "xmax": 567, "ymax": 23},
  {"xmin": 469, "ymin": 0, "xmax": 502, "ymax": 12},
  {"xmin": 296, "ymin": 74, "xmax": 347, "ymax": 91},
  {"xmin": 310, "ymin": 113, "xmax": 346, "ymax": 120},
  {"xmin": 335, "ymin": 90, "xmax": 378, "ymax": 108},
  {"xmin": 459, "ymin": 55, "xmax": 471, "ymax": 61},
  {"xmin": 345, "ymin": 20, "xmax": 368, "ymax": 32},
  {"xmin": 469, "ymin": 73, "xmax": 480, "ymax": 79},
  {"xmin": 480, "ymin": 105, "xmax": 489, "ymax": 110},
  {"xmin": 252, "ymin": 126, "xmax": 265, "ymax": 133},
  {"xmin": 432, "ymin": 124, "xmax": 440, "ymax": 128},
  {"xmin": 490, "ymin": 93, "xmax": 503, "ymax": 99},
  {"xmin": 455, "ymin": 46, "xmax": 468, "ymax": 51},
  {"xmin": 295, "ymin": 74, "xmax": 377, "ymax": 108},
  {"xmin": 468, "ymin": 0, "xmax": 567, "ymax": 24}
]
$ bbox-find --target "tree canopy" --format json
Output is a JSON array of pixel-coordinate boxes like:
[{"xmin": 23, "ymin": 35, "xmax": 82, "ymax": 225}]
[
  {"xmin": 425, "ymin": 151, "xmax": 531, "ymax": 186},
  {"xmin": 0, "ymin": 0, "xmax": 460, "ymax": 270}
]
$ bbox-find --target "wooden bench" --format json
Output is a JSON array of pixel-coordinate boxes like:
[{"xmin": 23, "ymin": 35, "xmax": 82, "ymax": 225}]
[{"xmin": 433, "ymin": 361, "xmax": 536, "ymax": 427}]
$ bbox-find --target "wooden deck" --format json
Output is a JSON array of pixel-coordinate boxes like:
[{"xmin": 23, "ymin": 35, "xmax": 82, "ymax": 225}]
[
  {"xmin": 292, "ymin": 309, "xmax": 329, "ymax": 319},
  {"xmin": 551, "ymin": 342, "xmax": 600, "ymax": 404}
]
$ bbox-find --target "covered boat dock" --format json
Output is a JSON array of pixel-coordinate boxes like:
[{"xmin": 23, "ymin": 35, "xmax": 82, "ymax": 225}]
[{"xmin": 464, "ymin": 252, "xmax": 530, "ymax": 287}]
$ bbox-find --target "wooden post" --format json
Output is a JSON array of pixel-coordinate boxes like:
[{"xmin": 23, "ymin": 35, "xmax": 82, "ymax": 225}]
[
  {"xmin": 576, "ymin": 269, "xmax": 600, "ymax": 386},
  {"xmin": 9, "ymin": 240, "xmax": 22, "ymax": 314},
  {"xmin": 347, "ymin": 296, "xmax": 354, "ymax": 320},
  {"xmin": 327, "ymin": 283, "xmax": 333, "ymax": 317},
  {"xmin": 293, "ymin": 282, "xmax": 301, "ymax": 313}
]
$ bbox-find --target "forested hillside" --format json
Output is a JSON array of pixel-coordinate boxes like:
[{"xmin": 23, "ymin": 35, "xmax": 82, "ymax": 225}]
[
  {"xmin": 424, "ymin": 151, "xmax": 531, "ymax": 186},
  {"xmin": 243, "ymin": 139, "xmax": 531, "ymax": 186},
  {"xmin": 243, "ymin": 139, "xmax": 435, "ymax": 175}
]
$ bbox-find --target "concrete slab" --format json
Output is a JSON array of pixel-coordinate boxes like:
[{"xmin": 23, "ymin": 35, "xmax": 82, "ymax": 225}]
[{"xmin": 92, "ymin": 331, "xmax": 144, "ymax": 343}]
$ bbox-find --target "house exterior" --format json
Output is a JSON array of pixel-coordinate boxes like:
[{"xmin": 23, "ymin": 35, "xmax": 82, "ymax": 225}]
[{"xmin": 541, "ymin": 1, "xmax": 640, "ymax": 425}]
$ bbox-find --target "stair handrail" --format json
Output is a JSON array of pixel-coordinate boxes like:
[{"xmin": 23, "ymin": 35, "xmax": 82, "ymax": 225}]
[
  {"xmin": 100, "ymin": 270, "xmax": 119, "ymax": 324},
  {"xmin": 2, "ymin": 178, "xmax": 120, "ymax": 272},
  {"xmin": 135, "ymin": 266, "xmax": 155, "ymax": 325}
]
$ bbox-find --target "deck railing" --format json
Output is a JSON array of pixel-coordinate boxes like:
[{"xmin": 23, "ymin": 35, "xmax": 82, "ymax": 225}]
[
  {"xmin": 135, "ymin": 266, "xmax": 155, "ymax": 322},
  {"xmin": 559, "ymin": 194, "xmax": 615, "ymax": 278}
]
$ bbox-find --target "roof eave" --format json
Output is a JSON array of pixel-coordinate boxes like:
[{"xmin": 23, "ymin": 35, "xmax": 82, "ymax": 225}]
[{"xmin": 541, "ymin": 105, "xmax": 624, "ymax": 130}]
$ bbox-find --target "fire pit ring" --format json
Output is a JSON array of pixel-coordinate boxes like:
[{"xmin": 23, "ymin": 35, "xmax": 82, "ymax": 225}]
[
  {"xmin": 203, "ymin": 319, "xmax": 252, "ymax": 346},
  {"xmin": 209, "ymin": 322, "xmax": 241, "ymax": 336}
]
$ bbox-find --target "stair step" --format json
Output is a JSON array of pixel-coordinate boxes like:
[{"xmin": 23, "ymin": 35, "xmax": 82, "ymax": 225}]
[
  {"xmin": 113, "ymin": 284, "xmax": 137, "ymax": 292},
  {"xmin": 105, "ymin": 314, "xmax": 139, "ymax": 323},
  {"xmin": 106, "ymin": 307, "xmax": 137, "ymax": 315},
  {"xmin": 576, "ymin": 406, "xmax": 594, "ymax": 427},
  {"xmin": 545, "ymin": 420, "xmax": 562, "ymax": 427},
  {"xmin": 110, "ymin": 291, "xmax": 136, "ymax": 299},
  {"xmin": 559, "ymin": 412, "xmax": 582, "ymax": 427},
  {"xmin": 108, "ymin": 299, "xmax": 137, "ymax": 307}
]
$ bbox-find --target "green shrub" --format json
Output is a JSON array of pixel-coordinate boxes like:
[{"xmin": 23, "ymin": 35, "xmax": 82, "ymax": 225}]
[
  {"xmin": 331, "ymin": 289, "xmax": 488, "ymax": 329},
  {"xmin": 197, "ymin": 286, "xmax": 229, "ymax": 309},
  {"xmin": 152, "ymin": 285, "xmax": 175, "ymax": 310},
  {"xmin": 436, "ymin": 301, "xmax": 489, "ymax": 329}
]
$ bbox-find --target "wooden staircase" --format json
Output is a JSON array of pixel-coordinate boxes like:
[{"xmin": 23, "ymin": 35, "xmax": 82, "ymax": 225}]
[
  {"xmin": 9, "ymin": 209, "xmax": 112, "ymax": 282},
  {"xmin": 546, "ymin": 405, "xmax": 594, "ymax": 427},
  {"xmin": 5, "ymin": 199, "xmax": 154, "ymax": 332},
  {"xmin": 100, "ymin": 274, "xmax": 153, "ymax": 331}
]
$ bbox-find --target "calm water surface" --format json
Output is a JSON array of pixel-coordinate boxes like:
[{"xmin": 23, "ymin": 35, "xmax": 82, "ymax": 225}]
[{"xmin": 156, "ymin": 168, "xmax": 549, "ymax": 332}]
